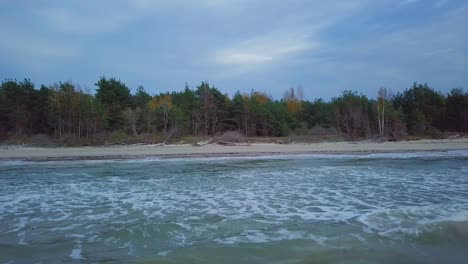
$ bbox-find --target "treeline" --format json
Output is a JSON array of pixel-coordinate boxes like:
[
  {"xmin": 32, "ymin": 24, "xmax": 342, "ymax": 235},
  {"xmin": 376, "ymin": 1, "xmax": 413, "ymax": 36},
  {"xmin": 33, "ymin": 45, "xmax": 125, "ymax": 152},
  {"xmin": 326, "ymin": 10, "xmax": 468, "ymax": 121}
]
[{"xmin": 0, "ymin": 77, "xmax": 467, "ymax": 145}]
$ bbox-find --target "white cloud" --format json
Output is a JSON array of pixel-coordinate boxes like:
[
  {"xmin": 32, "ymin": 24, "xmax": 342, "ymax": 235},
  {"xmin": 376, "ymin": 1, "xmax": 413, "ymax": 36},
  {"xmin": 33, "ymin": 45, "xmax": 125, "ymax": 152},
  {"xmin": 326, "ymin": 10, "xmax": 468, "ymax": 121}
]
[
  {"xmin": 296, "ymin": 4, "xmax": 468, "ymax": 96},
  {"xmin": 30, "ymin": 0, "xmax": 250, "ymax": 35},
  {"xmin": 207, "ymin": 0, "xmax": 370, "ymax": 76},
  {"xmin": 0, "ymin": 0, "xmax": 465, "ymax": 95},
  {"xmin": 213, "ymin": 33, "xmax": 316, "ymax": 66},
  {"xmin": 132, "ymin": 0, "xmax": 244, "ymax": 9},
  {"xmin": 32, "ymin": 2, "xmax": 139, "ymax": 35},
  {"xmin": 403, "ymin": 0, "xmax": 420, "ymax": 4},
  {"xmin": 0, "ymin": 23, "xmax": 78, "ymax": 70},
  {"xmin": 435, "ymin": 0, "xmax": 449, "ymax": 8},
  {"xmin": 401, "ymin": 0, "xmax": 450, "ymax": 8}
]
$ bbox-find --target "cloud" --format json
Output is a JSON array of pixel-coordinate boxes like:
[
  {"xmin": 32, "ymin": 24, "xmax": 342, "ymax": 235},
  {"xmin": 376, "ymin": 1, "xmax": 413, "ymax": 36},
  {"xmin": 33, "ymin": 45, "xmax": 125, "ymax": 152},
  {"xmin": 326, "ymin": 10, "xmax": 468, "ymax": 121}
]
[
  {"xmin": 206, "ymin": 0, "xmax": 372, "ymax": 75},
  {"xmin": 0, "ymin": 0, "xmax": 466, "ymax": 97},
  {"xmin": 403, "ymin": 0, "xmax": 420, "ymax": 4},
  {"xmin": 401, "ymin": 0, "xmax": 450, "ymax": 8},
  {"xmin": 293, "ymin": 4, "xmax": 468, "ymax": 97},
  {"xmin": 203, "ymin": 0, "xmax": 374, "ymax": 80},
  {"xmin": 31, "ymin": 1, "xmax": 142, "ymax": 35},
  {"xmin": 30, "ymin": 0, "xmax": 250, "ymax": 36},
  {"xmin": 0, "ymin": 23, "xmax": 78, "ymax": 70},
  {"xmin": 435, "ymin": 0, "xmax": 449, "ymax": 8},
  {"xmin": 213, "ymin": 32, "xmax": 316, "ymax": 66}
]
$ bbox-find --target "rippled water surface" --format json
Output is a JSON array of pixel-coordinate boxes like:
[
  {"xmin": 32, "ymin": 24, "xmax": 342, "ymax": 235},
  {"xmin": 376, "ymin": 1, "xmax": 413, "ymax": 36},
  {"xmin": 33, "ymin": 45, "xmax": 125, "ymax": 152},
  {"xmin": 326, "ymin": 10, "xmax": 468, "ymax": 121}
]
[{"xmin": 1, "ymin": 151, "xmax": 468, "ymax": 263}]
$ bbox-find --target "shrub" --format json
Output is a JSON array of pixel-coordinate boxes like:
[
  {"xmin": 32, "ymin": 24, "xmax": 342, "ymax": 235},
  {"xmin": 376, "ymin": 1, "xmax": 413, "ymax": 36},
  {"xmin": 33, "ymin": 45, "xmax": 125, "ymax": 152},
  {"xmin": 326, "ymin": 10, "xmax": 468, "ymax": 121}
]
[
  {"xmin": 287, "ymin": 126, "xmax": 342, "ymax": 143},
  {"xmin": 29, "ymin": 134, "xmax": 55, "ymax": 146},
  {"xmin": 426, "ymin": 127, "xmax": 446, "ymax": 139},
  {"xmin": 107, "ymin": 130, "xmax": 129, "ymax": 145},
  {"xmin": 219, "ymin": 130, "xmax": 245, "ymax": 143}
]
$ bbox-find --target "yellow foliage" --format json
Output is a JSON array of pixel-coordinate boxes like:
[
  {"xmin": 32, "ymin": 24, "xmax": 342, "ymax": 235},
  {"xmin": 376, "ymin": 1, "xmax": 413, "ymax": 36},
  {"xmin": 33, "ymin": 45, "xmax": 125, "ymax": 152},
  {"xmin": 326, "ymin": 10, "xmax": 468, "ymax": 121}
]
[
  {"xmin": 241, "ymin": 93, "xmax": 250, "ymax": 103},
  {"xmin": 252, "ymin": 92, "xmax": 270, "ymax": 105},
  {"xmin": 283, "ymin": 87, "xmax": 302, "ymax": 113},
  {"xmin": 286, "ymin": 100, "xmax": 302, "ymax": 113},
  {"xmin": 148, "ymin": 97, "xmax": 158, "ymax": 111},
  {"xmin": 148, "ymin": 94, "xmax": 173, "ymax": 112}
]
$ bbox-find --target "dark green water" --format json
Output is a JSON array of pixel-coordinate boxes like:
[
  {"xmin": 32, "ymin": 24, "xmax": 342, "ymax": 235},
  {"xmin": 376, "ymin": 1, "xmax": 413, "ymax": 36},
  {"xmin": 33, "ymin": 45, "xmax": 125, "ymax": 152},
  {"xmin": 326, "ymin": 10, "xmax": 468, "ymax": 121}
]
[{"xmin": 0, "ymin": 151, "xmax": 467, "ymax": 263}]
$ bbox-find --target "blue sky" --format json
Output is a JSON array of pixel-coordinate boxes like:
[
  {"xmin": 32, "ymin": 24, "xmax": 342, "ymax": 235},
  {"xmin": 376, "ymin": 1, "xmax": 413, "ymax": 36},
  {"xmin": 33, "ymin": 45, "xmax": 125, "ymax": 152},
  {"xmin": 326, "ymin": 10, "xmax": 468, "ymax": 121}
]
[{"xmin": 0, "ymin": 0, "xmax": 466, "ymax": 100}]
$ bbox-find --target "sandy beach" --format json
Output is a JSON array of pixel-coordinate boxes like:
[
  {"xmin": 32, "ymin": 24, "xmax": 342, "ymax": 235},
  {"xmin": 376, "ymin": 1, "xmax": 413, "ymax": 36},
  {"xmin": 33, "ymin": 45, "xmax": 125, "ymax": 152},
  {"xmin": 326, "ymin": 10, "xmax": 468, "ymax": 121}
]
[{"xmin": 0, "ymin": 138, "xmax": 467, "ymax": 161}]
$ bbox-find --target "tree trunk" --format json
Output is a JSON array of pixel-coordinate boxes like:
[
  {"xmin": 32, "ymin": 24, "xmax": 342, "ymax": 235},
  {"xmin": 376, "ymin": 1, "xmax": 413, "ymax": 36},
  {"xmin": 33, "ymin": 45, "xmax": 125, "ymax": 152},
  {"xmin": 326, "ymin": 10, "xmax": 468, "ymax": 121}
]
[{"xmin": 382, "ymin": 99, "xmax": 385, "ymax": 135}]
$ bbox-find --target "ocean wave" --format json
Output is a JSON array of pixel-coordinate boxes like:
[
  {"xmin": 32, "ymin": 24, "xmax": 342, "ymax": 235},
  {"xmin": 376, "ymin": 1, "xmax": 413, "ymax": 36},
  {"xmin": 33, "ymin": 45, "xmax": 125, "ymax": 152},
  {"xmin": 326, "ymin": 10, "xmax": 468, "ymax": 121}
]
[
  {"xmin": 409, "ymin": 220, "xmax": 468, "ymax": 244},
  {"xmin": 0, "ymin": 150, "xmax": 466, "ymax": 261},
  {"xmin": 358, "ymin": 205, "xmax": 468, "ymax": 238},
  {"xmin": 0, "ymin": 149, "xmax": 467, "ymax": 167}
]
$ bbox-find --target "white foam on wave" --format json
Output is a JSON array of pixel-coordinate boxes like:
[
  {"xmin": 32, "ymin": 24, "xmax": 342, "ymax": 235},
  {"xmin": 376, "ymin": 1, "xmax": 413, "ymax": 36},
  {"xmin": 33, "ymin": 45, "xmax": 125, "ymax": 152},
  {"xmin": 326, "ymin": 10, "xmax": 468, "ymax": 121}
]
[
  {"xmin": 445, "ymin": 210, "xmax": 468, "ymax": 222},
  {"xmin": 1, "ymin": 149, "xmax": 466, "ymax": 167},
  {"xmin": 214, "ymin": 228, "xmax": 329, "ymax": 245},
  {"xmin": 69, "ymin": 240, "xmax": 83, "ymax": 260},
  {"xmin": 357, "ymin": 204, "xmax": 468, "ymax": 237},
  {"xmin": 245, "ymin": 230, "xmax": 268, "ymax": 243},
  {"xmin": 49, "ymin": 223, "xmax": 82, "ymax": 232},
  {"xmin": 108, "ymin": 176, "xmax": 130, "ymax": 183},
  {"xmin": 119, "ymin": 241, "xmax": 136, "ymax": 256},
  {"xmin": 0, "ymin": 160, "xmax": 27, "ymax": 166},
  {"xmin": 0, "ymin": 157, "xmax": 164, "ymax": 167},
  {"xmin": 1, "ymin": 149, "xmax": 466, "ymax": 255},
  {"xmin": 277, "ymin": 228, "xmax": 307, "ymax": 240},
  {"xmin": 14, "ymin": 217, "xmax": 28, "ymax": 245},
  {"xmin": 157, "ymin": 250, "xmax": 172, "ymax": 256},
  {"xmin": 365, "ymin": 150, "xmax": 468, "ymax": 159}
]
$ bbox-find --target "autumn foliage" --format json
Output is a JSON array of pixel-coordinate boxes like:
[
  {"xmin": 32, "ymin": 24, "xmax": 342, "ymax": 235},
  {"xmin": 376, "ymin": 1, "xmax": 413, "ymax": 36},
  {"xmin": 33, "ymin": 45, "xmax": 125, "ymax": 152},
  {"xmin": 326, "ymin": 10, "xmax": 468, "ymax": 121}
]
[{"xmin": 1, "ymin": 77, "xmax": 467, "ymax": 145}]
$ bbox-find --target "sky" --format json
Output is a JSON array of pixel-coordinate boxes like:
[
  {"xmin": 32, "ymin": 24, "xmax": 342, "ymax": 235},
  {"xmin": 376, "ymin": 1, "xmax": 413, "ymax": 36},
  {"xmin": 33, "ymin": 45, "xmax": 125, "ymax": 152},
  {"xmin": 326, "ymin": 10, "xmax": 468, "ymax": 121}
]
[{"xmin": 0, "ymin": 0, "xmax": 467, "ymax": 100}]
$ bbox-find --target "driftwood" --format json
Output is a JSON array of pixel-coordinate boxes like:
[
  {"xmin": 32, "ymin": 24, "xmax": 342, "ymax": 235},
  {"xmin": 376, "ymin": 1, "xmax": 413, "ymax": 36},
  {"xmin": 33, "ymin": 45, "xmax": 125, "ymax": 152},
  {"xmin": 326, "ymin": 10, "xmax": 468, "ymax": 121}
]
[
  {"xmin": 216, "ymin": 141, "xmax": 251, "ymax": 146},
  {"xmin": 161, "ymin": 128, "xmax": 176, "ymax": 145},
  {"xmin": 216, "ymin": 140, "xmax": 237, "ymax": 146},
  {"xmin": 192, "ymin": 137, "xmax": 251, "ymax": 147}
]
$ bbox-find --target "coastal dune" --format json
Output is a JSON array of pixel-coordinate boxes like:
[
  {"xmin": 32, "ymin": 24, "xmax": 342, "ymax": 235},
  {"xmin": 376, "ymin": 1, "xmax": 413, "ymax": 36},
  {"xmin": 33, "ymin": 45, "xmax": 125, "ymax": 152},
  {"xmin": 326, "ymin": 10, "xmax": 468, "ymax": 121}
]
[{"xmin": 1, "ymin": 138, "xmax": 467, "ymax": 160}]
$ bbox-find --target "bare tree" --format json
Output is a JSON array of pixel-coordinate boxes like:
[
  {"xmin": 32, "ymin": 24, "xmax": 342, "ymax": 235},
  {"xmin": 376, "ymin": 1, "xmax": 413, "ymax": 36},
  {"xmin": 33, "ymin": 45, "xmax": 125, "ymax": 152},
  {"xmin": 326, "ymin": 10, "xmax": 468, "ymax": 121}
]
[
  {"xmin": 49, "ymin": 85, "xmax": 63, "ymax": 139},
  {"xmin": 297, "ymin": 85, "xmax": 304, "ymax": 102},
  {"xmin": 377, "ymin": 87, "xmax": 388, "ymax": 136},
  {"xmin": 159, "ymin": 95, "xmax": 173, "ymax": 137},
  {"xmin": 191, "ymin": 108, "xmax": 201, "ymax": 136},
  {"xmin": 143, "ymin": 104, "xmax": 153, "ymax": 134},
  {"xmin": 123, "ymin": 107, "xmax": 141, "ymax": 136},
  {"xmin": 283, "ymin": 86, "xmax": 303, "ymax": 113}
]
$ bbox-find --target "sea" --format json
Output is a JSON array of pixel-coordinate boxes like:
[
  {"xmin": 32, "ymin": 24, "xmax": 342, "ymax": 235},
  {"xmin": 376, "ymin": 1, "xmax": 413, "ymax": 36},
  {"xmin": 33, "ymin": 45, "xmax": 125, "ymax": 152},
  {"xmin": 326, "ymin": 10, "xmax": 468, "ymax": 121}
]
[{"xmin": 0, "ymin": 151, "xmax": 467, "ymax": 263}]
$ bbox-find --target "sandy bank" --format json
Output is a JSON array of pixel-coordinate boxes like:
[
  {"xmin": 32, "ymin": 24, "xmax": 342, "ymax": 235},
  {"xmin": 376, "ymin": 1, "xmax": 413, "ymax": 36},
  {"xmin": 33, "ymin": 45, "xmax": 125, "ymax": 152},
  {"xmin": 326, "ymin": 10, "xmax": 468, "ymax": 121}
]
[{"xmin": 0, "ymin": 138, "xmax": 467, "ymax": 161}]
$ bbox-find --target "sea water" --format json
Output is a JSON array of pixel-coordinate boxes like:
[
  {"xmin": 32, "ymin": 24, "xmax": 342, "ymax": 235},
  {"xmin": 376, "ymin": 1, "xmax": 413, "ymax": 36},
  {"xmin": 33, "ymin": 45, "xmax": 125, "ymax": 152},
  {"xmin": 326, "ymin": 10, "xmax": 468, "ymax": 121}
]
[{"xmin": 0, "ymin": 151, "xmax": 467, "ymax": 263}]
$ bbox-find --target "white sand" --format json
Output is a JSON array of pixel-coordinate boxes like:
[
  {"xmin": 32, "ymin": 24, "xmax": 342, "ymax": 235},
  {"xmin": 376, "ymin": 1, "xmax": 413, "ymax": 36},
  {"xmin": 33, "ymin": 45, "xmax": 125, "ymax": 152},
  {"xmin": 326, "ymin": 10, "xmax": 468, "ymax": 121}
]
[{"xmin": 1, "ymin": 138, "xmax": 467, "ymax": 160}]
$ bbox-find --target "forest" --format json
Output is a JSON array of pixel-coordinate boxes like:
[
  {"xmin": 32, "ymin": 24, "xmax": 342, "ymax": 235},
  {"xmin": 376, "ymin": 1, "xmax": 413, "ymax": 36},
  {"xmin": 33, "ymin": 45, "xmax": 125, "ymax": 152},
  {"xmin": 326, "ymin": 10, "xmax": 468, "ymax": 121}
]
[{"xmin": 0, "ymin": 77, "xmax": 467, "ymax": 146}]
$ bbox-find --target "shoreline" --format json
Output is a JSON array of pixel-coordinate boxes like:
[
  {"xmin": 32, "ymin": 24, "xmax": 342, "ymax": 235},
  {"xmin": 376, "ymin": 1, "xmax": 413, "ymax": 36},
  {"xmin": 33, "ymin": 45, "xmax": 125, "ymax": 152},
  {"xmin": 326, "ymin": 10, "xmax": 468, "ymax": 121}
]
[{"xmin": 1, "ymin": 138, "xmax": 467, "ymax": 161}]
